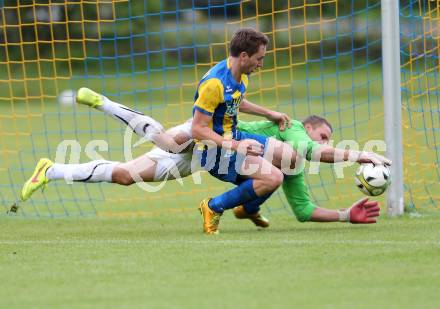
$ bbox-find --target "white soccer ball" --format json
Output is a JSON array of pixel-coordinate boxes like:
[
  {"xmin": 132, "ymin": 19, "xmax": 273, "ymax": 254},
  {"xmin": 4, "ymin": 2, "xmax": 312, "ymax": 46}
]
[
  {"xmin": 58, "ymin": 89, "xmax": 76, "ymax": 107},
  {"xmin": 354, "ymin": 163, "xmax": 391, "ymax": 196}
]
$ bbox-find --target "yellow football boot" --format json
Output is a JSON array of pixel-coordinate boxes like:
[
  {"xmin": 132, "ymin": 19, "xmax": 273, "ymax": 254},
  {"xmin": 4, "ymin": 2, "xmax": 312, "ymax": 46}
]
[
  {"xmin": 233, "ymin": 205, "xmax": 270, "ymax": 228},
  {"xmin": 21, "ymin": 158, "xmax": 53, "ymax": 201},
  {"xmin": 198, "ymin": 198, "xmax": 222, "ymax": 235},
  {"xmin": 76, "ymin": 87, "xmax": 104, "ymax": 108}
]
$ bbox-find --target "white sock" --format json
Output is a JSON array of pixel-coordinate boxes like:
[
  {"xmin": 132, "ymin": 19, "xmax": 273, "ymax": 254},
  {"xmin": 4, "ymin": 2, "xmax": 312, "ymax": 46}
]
[
  {"xmin": 97, "ymin": 96, "xmax": 164, "ymax": 139},
  {"xmin": 46, "ymin": 160, "xmax": 118, "ymax": 183}
]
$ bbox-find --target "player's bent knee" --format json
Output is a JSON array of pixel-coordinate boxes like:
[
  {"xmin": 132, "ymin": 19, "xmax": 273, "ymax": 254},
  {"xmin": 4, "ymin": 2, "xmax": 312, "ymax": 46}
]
[
  {"xmin": 274, "ymin": 169, "xmax": 284, "ymax": 186},
  {"xmin": 264, "ymin": 169, "xmax": 284, "ymax": 191},
  {"xmin": 112, "ymin": 168, "xmax": 135, "ymax": 186}
]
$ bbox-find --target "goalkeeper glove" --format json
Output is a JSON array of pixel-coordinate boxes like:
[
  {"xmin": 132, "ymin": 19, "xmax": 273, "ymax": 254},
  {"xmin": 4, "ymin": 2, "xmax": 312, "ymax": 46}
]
[{"xmin": 338, "ymin": 197, "xmax": 381, "ymax": 224}]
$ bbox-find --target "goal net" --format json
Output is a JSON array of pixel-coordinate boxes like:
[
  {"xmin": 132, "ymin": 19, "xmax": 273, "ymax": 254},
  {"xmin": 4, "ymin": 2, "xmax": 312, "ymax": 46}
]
[{"xmin": 1, "ymin": 0, "xmax": 437, "ymax": 217}]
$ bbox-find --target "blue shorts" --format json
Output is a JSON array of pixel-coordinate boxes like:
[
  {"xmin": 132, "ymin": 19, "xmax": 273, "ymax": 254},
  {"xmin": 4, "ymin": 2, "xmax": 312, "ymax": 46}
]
[{"xmin": 195, "ymin": 131, "xmax": 268, "ymax": 185}]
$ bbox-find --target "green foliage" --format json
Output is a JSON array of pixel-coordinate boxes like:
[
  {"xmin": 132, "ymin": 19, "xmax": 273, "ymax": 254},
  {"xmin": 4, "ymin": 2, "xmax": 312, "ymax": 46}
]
[{"xmin": 0, "ymin": 1, "xmax": 382, "ymax": 66}]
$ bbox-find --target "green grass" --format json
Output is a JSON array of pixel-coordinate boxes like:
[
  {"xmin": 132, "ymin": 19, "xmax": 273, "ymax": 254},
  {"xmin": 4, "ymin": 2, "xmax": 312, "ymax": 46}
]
[{"xmin": 1, "ymin": 213, "xmax": 439, "ymax": 308}]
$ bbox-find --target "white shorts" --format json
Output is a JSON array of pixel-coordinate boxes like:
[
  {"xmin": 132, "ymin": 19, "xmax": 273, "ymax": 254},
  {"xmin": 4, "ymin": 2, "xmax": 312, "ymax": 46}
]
[
  {"xmin": 145, "ymin": 147, "xmax": 193, "ymax": 181},
  {"xmin": 145, "ymin": 119, "xmax": 195, "ymax": 181}
]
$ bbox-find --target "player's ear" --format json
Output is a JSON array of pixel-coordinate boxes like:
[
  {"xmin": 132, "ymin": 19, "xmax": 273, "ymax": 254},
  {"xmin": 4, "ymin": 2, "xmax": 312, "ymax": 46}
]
[
  {"xmin": 239, "ymin": 51, "xmax": 249, "ymax": 60},
  {"xmin": 304, "ymin": 123, "xmax": 312, "ymax": 131}
]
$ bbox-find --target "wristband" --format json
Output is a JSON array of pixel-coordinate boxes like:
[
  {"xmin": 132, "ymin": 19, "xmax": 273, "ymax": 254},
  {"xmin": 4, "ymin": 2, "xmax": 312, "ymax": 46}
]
[
  {"xmin": 338, "ymin": 209, "xmax": 349, "ymax": 222},
  {"xmin": 348, "ymin": 150, "xmax": 361, "ymax": 163}
]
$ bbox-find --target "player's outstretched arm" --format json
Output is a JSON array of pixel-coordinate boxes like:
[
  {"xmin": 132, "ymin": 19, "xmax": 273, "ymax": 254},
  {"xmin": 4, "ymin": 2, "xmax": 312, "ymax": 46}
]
[
  {"xmin": 239, "ymin": 99, "xmax": 291, "ymax": 131},
  {"xmin": 309, "ymin": 198, "xmax": 380, "ymax": 224},
  {"xmin": 312, "ymin": 146, "xmax": 392, "ymax": 166},
  {"xmin": 283, "ymin": 174, "xmax": 380, "ymax": 224}
]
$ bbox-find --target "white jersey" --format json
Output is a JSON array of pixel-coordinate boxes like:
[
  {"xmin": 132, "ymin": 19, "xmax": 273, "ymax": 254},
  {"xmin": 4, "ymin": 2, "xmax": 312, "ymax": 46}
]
[{"xmin": 145, "ymin": 119, "xmax": 195, "ymax": 181}]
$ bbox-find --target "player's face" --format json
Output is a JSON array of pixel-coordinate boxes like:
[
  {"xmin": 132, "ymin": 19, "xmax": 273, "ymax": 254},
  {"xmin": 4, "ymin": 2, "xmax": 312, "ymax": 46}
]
[
  {"xmin": 242, "ymin": 44, "xmax": 266, "ymax": 74},
  {"xmin": 305, "ymin": 123, "xmax": 332, "ymax": 144}
]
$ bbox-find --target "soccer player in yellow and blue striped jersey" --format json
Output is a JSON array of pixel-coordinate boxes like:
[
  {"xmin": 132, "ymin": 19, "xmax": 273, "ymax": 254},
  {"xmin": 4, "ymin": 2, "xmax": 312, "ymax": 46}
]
[
  {"xmin": 193, "ymin": 59, "xmax": 248, "ymax": 141},
  {"xmin": 192, "ymin": 28, "xmax": 291, "ymax": 234}
]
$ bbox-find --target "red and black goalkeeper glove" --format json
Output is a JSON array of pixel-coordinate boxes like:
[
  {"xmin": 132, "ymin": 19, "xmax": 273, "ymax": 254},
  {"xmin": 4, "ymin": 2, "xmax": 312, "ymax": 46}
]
[{"xmin": 339, "ymin": 197, "xmax": 381, "ymax": 224}]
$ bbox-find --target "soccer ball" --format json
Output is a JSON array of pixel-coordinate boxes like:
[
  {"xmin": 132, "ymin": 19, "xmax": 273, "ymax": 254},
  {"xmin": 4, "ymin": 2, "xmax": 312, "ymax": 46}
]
[
  {"xmin": 57, "ymin": 89, "xmax": 76, "ymax": 107},
  {"xmin": 355, "ymin": 163, "xmax": 391, "ymax": 196}
]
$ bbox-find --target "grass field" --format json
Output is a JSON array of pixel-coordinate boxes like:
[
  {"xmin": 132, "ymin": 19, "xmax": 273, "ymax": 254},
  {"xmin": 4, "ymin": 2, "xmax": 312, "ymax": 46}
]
[{"xmin": 1, "ymin": 212, "xmax": 439, "ymax": 308}]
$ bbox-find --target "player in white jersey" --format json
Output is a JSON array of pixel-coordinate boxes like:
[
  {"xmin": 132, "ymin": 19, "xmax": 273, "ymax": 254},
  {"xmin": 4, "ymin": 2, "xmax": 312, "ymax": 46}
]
[{"xmin": 19, "ymin": 88, "xmax": 196, "ymax": 205}]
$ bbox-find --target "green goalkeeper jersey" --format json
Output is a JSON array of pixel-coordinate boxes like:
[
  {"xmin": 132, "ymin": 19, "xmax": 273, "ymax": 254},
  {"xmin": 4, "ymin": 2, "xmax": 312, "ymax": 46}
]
[{"xmin": 237, "ymin": 120, "xmax": 321, "ymax": 222}]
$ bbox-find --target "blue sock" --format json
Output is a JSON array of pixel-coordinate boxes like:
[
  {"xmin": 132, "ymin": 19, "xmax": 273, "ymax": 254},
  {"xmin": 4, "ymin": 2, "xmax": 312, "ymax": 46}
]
[
  {"xmin": 208, "ymin": 179, "xmax": 258, "ymax": 213},
  {"xmin": 243, "ymin": 192, "xmax": 272, "ymax": 215}
]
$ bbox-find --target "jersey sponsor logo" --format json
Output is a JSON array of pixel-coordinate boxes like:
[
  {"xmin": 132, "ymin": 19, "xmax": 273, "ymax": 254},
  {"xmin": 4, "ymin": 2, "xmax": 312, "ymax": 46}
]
[
  {"xmin": 225, "ymin": 97, "xmax": 242, "ymax": 116},
  {"xmin": 224, "ymin": 90, "xmax": 243, "ymax": 116},
  {"xmin": 225, "ymin": 85, "xmax": 233, "ymax": 93}
]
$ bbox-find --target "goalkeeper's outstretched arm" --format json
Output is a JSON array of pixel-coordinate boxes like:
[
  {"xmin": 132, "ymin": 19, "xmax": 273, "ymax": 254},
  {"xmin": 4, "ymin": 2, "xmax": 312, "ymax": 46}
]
[
  {"xmin": 310, "ymin": 200, "xmax": 380, "ymax": 224},
  {"xmin": 310, "ymin": 145, "xmax": 392, "ymax": 166},
  {"xmin": 283, "ymin": 174, "xmax": 381, "ymax": 224}
]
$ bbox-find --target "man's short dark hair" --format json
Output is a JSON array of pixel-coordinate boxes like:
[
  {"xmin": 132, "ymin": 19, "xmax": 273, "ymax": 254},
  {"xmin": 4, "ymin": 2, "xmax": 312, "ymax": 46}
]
[
  {"xmin": 302, "ymin": 115, "xmax": 333, "ymax": 132},
  {"xmin": 229, "ymin": 28, "xmax": 269, "ymax": 57}
]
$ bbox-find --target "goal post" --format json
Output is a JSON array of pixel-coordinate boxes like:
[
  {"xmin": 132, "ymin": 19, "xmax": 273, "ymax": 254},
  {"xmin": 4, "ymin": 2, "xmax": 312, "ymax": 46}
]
[{"xmin": 381, "ymin": 0, "xmax": 404, "ymax": 216}]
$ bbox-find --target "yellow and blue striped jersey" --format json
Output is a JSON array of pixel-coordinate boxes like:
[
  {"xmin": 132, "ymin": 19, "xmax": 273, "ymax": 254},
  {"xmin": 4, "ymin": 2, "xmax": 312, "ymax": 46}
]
[{"xmin": 193, "ymin": 59, "xmax": 249, "ymax": 139}]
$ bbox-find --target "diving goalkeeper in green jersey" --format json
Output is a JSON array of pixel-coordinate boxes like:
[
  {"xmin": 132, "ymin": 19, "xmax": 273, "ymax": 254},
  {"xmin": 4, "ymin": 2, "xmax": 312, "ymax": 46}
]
[
  {"xmin": 237, "ymin": 117, "xmax": 381, "ymax": 223},
  {"xmin": 20, "ymin": 88, "xmax": 388, "ymax": 225}
]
